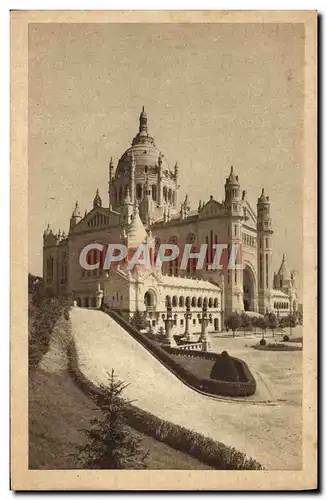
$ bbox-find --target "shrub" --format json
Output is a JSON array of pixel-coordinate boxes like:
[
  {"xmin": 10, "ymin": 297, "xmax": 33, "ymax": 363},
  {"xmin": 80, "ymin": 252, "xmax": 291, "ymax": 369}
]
[
  {"xmin": 28, "ymin": 295, "xmax": 69, "ymax": 368},
  {"xmin": 210, "ymin": 351, "xmax": 239, "ymax": 382},
  {"xmin": 260, "ymin": 338, "xmax": 266, "ymax": 346},
  {"xmin": 79, "ymin": 369, "xmax": 147, "ymax": 469},
  {"xmin": 283, "ymin": 335, "xmax": 290, "ymax": 342}
]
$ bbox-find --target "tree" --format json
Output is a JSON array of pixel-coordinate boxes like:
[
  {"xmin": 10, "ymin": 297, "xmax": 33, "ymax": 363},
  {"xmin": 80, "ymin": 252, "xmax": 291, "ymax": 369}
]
[
  {"xmin": 267, "ymin": 312, "xmax": 278, "ymax": 338},
  {"xmin": 251, "ymin": 316, "xmax": 258, "ymax": 335},
  {"xmin": 240, "ymin": 313, "xmax": 251, "ymax": 337},
  {"xmin": 287, "ymin": 313, "xmax": 297, "ymax": 336},
  {"xmin": 130, "ymin": 310, "xmax": 148, "ymax": 331},
  {"xmin": 258, "ymin": 316, "xmax": 268, "ymax": 339},
  {"xmin": 225, "ymin": 313, "xmax": 241, "ymax": 337},
  {"xmin": 80, "ymin": 370, "xmax": 148, "ymax": 469}
]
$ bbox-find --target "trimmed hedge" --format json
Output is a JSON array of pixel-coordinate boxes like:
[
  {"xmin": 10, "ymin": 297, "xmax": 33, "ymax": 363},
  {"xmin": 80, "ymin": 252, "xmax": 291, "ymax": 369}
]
[
  {"xmin": 104, "ymin": 307, "xmax": 256, "ymax": 397},
  {"xmin": 29, "ymin": 296, "xmax": 70, "ymax": 369},
  {"xmin": 67, "ymin": 339, "xmax": 263, "ymax": 470}
]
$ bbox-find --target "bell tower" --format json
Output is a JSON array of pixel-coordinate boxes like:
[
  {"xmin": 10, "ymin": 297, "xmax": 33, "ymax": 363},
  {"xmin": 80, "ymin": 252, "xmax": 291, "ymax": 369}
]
[
  {"xmin": 224, "ymin": 167, "xmax": 243, "ymax": 314},
  {"xmin": 257, "ymin": 188, "xmax": 273, "ymax": 314}
]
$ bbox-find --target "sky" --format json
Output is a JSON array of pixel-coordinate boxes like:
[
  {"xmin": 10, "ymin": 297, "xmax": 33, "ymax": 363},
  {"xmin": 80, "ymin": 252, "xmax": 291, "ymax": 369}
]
[{"xmin": 28, "ymin": 22, "xmax": 304, "ymax": 293}]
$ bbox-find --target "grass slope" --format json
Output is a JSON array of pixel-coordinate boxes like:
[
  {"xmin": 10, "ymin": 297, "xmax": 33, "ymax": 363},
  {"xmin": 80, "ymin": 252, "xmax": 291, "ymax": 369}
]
[{"xmin": 28, "ymin": 311, "xmax": 210, "ymax": 470}]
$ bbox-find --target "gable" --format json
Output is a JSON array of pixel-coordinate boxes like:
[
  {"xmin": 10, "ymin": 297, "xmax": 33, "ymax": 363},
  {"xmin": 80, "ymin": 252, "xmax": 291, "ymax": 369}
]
[
  {"xmin": 199, "ymin": 199, "xmax": 224, "ymax": 218},
  {"xmin": 243, "ymin": 201, "xmax": 257, "ymax": 228},
  {"xmin": 74, "ymin": 207, "xmax": 120, "ymax": 233}
]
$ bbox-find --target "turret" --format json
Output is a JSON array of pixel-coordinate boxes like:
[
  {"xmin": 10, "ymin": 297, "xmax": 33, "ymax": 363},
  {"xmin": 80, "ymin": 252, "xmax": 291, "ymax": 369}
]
[
  {"xmin": 224, "ymin": 166, "xmax": 241, "ymax": 216},
  {"xmin": 257, "ymin": 188, "xmax": 272, "ymax": 232},
  {"xmin": 139, "ymin": 176, "xmax": 154, "ymax": 228},
  {"xmin": 93, "ymin": 188, "xmax": 102, "ymax": 208},
  {"xmin": 120, "ymin": 187, "xmax": 134, "ymax": 227},
  {"xmin": 108, "ymin": 157, "xmax": 114, "ymax": 208},
  {"xmin": 174, "ymin": 162, "xmax": 179, "ymax": 208},
  {"xmin": 157, "ymin": 152, "xmax": 163, "ymax": 205},
  {"xmin": 69, "ymin": 201, "xmax": 82, "ymax": 233},
  {"xmin": 129, "ymin": 152, "xmax": 136, "ymax": 204}
]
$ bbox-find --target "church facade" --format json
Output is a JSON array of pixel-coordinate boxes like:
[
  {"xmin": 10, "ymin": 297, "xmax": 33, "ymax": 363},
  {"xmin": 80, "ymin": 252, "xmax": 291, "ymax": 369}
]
[{"xmin": 42, "ymin": 107, "xmax": 299, "ymax": 333}]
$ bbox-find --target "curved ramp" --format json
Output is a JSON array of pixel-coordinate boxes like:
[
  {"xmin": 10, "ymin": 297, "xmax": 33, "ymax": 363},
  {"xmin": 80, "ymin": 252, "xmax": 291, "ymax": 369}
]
[{"xmin": 70, "ymin": 308, "xmax": 301, "ymax": 470}]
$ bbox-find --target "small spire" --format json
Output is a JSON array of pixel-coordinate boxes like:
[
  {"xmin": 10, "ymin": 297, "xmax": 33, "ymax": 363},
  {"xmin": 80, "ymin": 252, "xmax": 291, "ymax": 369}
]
[
  {"xmin": 139, "ymin": 106, "xmax": 148, "ymax": 134},
  {"xmin": 72, "ymin": 201, "xmax": 81, "ymax": 217},
  {"xmin": 93, "ymin": 189, "xmax": 102, "ymax": 208}
]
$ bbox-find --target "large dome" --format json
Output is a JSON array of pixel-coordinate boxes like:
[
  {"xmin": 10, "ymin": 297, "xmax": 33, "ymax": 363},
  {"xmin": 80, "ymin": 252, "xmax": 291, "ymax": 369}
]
[
  {"xmin": 116, "ymin": 143, "xmax": 170, "ymax": 178},
  {"xmin": 115, "ymin": 107, "xmax": 170, "ymax": 178}
]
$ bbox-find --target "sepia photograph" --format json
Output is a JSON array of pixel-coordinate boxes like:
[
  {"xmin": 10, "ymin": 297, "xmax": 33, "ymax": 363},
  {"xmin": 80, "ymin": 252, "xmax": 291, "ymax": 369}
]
[{"xmin": 11, "ymin": 10, "xmax": 317, "ymax": 491}]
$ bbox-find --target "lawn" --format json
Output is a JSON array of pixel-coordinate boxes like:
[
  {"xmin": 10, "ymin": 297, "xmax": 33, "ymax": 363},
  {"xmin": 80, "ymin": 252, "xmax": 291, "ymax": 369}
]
[
  {"xmin": 29, "ymin": 365, "xmax": 210, "ymax": 470},
  {"xmin": 168, "ymin": 353, "xmax": 214, "ymax": 379}
]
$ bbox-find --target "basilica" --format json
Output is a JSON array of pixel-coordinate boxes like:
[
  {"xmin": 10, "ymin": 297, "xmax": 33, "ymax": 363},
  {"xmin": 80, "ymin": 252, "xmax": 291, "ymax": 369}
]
[{"xmin": 43, "ymin": 107, "xmax": 299, "ymax": 335}]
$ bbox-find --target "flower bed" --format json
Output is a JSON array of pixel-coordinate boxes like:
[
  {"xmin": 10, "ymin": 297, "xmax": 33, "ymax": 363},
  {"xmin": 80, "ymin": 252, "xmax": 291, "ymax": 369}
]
[
  {"xmin": 104, "ymin": 307, "xmax": 256, "ymax": 397},
  {"xmin": 252, "ymin": 343, "xmax": 302, "ymax": 352},
  {"xmin": 67, "ymin": 339, "xmax": 263, "ymax": 470}
]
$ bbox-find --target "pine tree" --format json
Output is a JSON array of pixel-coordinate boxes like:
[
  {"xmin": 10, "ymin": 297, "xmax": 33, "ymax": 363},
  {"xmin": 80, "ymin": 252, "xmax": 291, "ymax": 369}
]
[{"xmin": 80, "ymin": 370, "xmax": 148, "ymax": 469}]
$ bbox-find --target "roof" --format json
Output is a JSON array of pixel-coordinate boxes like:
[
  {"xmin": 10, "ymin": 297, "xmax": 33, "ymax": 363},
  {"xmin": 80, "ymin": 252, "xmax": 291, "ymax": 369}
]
[
  {"xmin": 161, "ymin": 275, "xmax": 221, "ymax": 292},
  {"xmin": 276, "ymin": 254, "xmax": 291, "ymax": 281},
  {"xmin": 126, "ymin": 209, "xmax": 148, "ymax": 246},
  {"xmin": 272, "ymin": 289, "xmax": 290, "ymax": 298}
]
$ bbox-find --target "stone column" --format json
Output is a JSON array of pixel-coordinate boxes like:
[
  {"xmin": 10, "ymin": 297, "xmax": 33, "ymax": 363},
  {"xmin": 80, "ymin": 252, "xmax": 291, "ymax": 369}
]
[
  {"xmin": 184, "ymin": 304, "xmax": 196, "ymax": 342},
  {"xmin": 200, "ymin": 304, "xmax": 211, "ymax": 351},
  {"xmin": 164, "ymin": 302, "xmax": 176, "ymax": 347}
]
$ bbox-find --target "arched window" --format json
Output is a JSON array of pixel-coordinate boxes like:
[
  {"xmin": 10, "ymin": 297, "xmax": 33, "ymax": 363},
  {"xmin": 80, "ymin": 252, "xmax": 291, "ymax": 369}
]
[
  {"xmin": 163, "ymin": 186, "xmax": 168, "ymax": 202},
  {"xmin": 179, "ymin": 296, "xmax": 185, "ymax": 307},
  {"xmin": 124, "ymin": 185, "xmax": 129, "ymax": 198},
  {"xmin": 203, "ymin": 297, "xmax": 208, "ymax": 308},
  {"xmin": 197, "ymin": 297, "xmax": 202, "ymax": 308},
  {"xmin": 165, "ymin": 295, "xmax": 171, "ymax": 307},
  {"xmin": 136, "ymin": 184, "xmax": 143, "ymax": 200},
  {"xmin": 208, "ymin": 298, "xmax": 213, "ymax": 308},
  {"xmin": 172, "ymin": 296, "xmax": 178, "ymax": 307},
  {"xmin": 214, "ymin": 298, "xmax": 218, "ymax": 308},
  {"xmin": 168, "ymin": 188, "xmax": 173, "ymax": 203},
  {"xmin": 191, "ymin": 297, "xmax": 196, "ymax": 307},
  {"xmin": 186, "ymin": 296, "xmax": 191, "ymax": 308},
  {"xmin": 152, "ymin": 184, "xmax": 157, "ymax": 202}
]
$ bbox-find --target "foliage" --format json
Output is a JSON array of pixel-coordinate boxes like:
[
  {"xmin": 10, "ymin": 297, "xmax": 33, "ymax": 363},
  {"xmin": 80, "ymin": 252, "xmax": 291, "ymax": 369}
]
[
  {"xmin": 267, "ymin": 312, "xmax": 278, "ymax": 337},
  {"xmin": 240, "ymin": 313, "xmax": 251, "ymax": 336},
  {"xmin": 210, "ymin": 351, "xmax": 239, "ymax": 382},
  {"xmin": 29, "ymin": 294, "xmax": 69, "ymax": 369},
  {"xmin": 260, "ymin": 338, "xmax": 266, "ymax": 346},
  {"xmin": 225, "ymin": 313, "xmax": 241, "ymax": 337},
  {"xmin": 250, "ymin": 316, "xmax": 259, "ymax": 333},
  {"xmin": 127, "ymin": 404, "xmax": 263, "ymax": 470},
  {"xmin": 283, "ymin": 335, "xmax": 290, "ymax": 342},
  {"xmin": 130, "ymin": 310, "xmax": 149, "ymax": 331},
  {"xmin": 79, "ymin": 369, "xmax": 148, "ymax": 469}
]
